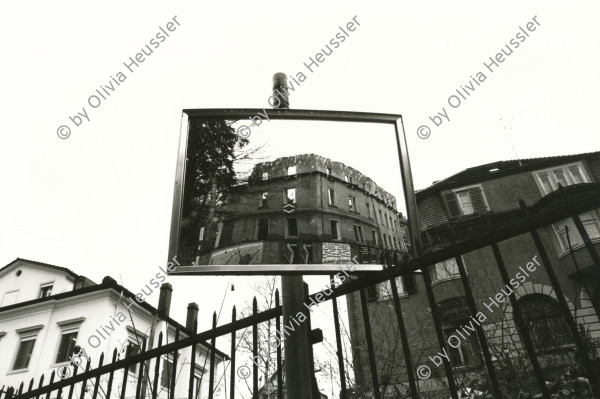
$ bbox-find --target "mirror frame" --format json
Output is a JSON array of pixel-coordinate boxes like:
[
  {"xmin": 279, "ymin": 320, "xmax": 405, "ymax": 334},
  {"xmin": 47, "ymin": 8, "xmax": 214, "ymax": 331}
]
[{"xmin": 167, "ymin": 108, "xmax": 419, "ymax": 275}]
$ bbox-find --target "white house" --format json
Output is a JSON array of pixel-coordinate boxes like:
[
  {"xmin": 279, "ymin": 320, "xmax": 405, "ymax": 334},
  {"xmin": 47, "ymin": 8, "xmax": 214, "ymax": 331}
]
[{"xmin": 0, "ymin": 259, "xmax": 227, "ymax": 399}]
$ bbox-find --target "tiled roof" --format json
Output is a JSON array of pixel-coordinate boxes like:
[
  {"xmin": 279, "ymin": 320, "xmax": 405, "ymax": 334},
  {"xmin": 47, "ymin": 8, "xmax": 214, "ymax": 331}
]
[
  {"xmin": 416, "ymin": 150, "xmax": 600, "ymax": 197},
  {"xmin": 0, "ymin": 258, "xmax": 81, "ymax": 279}
]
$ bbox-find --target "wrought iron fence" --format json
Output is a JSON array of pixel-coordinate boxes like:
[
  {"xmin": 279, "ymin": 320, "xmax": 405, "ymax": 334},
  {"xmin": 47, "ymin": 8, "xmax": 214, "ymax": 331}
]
[{"xmin": 3, "ymin": 188, "xmax": 600, "ymax": 399}]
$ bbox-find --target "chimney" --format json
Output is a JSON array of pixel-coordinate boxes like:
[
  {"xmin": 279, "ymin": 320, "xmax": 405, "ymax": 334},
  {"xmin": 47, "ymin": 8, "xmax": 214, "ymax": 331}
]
[
  {"xmin": 158, "ymin": 283, "xmax": 173, "ymax": 318},
  {"xmin": 272, "ymin": 73, "xmax": 289, "ymax": 109},
  {"xmin": 186, "ymin": 302, "xmax": 199, "ymax": 332}
]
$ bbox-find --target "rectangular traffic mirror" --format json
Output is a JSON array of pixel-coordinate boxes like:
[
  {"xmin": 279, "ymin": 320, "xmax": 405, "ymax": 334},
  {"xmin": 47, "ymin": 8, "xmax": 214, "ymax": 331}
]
[{"xmin": 167, "ymin": 109, "xmax": 417, "ymax": 275}]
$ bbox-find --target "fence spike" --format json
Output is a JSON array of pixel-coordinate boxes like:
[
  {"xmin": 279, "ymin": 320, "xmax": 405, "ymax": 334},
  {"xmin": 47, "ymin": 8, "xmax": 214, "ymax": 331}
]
[{"xmin": 105, "ymin": 349, "xmax": 118, "ymax": 399}]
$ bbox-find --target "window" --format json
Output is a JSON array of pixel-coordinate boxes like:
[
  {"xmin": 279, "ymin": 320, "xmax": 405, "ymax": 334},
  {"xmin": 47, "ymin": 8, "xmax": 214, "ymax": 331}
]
[
  {"xmin": 161, "ymin": 359, "xmax": 174, "ymax": 388},
  {"xmin": 552, "ymin": 211, "xmax": 600, "ymax": 253},
  {"xmin": 257, "ymin": 218, "xmax": 269, "ymax": 240},
  {"xmin": 55, "ymin": 330, "xmax": 78, "ymax": 363},
  {"xmin": 383, "ymin": 234, "xmax": 387, "ymax": 249},
  {"xmin": 404, "ymin": 273, "xmax": 417, "ymax": 293},
  {"xmin": 40, "ymin": 283, "xmax": 53, "ymax": 298},
  {"xmin": 326, "ymin": 167, "xmax": 332, "ymax": 176},
  {"xmin": 331, "ymin": 220, "xmax": 340, "ymax": 240},
  {"xmin": 348, "ymin": 196, "xmax": 354, "ymax": 212},
  {"xmin": 387, "ymin": 236, "xmax": 393, "ymax": 249},
  {"xmin": 262, "ymin": 172, "xmax": 269, "ymax": 180},
  {"xmin": 366, "ymin": 203, "xmax": 372, "ymax": 219},
  {"xmin": 375, "ymin": 274, "xmax": 417, "ymax": 300},
  {"xmin": 517, "ymin": 295, "xmax": 573, "ymax": 351},
  {"xmin": 534, "ymin": 163, "xmax": 589, "ymax": 195},
  {"xmin": 402, "ymin": 232, "xmax": 410, "ymax": 247},
  {"xmin": 349, "ymin": 176, "xmax": 353, "ymax": 184},
  {"xmin": 366, "ymin": 285, "xmax": 378, "ymax": 300},
  {"xmin": 259, "ymin": 192, "xmax": 268, "ymax": 207},
  {"xmin": 372, "ymin": 230, "xmax": 378, "ymax": 246},
  {"xmin": 353, "ymin": 225, "xmax": 364, "ymax": 243},
  {"xmin": 285, "ymin": 188, "xmax": 296, "ymax": 204},
  {"xmin": 444, "ymin": 326, "xmax": 481, "ymax": 367},
  {"xmin": 328, "ymin": 189, "xmax": 336, "ymax": 206},
  {"xmin": 125, "ymin": 341, "xmax": 141, "ymax": 373},
  {"xmin": 344, "ymin": 175, "xmax": 349, "ymax": 183},
  {"xmin": 192, "ymin": 372, "xmax": 203, "ymax": 399},
  {"xmin": 444, "ymin": 185, "xmax": 489, "ymax": 217},
  {"xmin": 430, "ymin": 259, "xmax": 461, "ymax": 283},
  {"xmin": 378, "ymin": 210, "xmax": 383, "ymax": 223},
  {"xmin": 287, "ymin": 166, "xmax": 296, "ymax": 175},
  {"xmin": 385, "ymin": 214, "xmax": 390, "ymax": 228},
  {"xmin": 377, "ymin": 277, "xmax": 406, "ymax": 299},
  {"xmin": 198, "ymin": 227, "xmax": 205, "ymax": 241},
  {"xmin": 287, "ymin": 218, "xmax": 298, "ymax": 237},
  {"xmin": 13, "ymin": 336, "xmax": 36, "ymax": 370}
]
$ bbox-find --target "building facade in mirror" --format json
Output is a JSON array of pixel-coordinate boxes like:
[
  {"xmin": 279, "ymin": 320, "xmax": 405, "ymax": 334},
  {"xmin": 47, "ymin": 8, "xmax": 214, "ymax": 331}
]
[{"xmin": 193, "ymin": 153, "xmax": 410, "ymax": 265}]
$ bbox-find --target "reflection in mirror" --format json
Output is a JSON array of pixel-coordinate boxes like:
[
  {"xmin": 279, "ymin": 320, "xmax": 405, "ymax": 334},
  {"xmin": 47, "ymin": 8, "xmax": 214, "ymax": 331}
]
[{"xmin": 176, "ymin": 117, "xmax": 410, "ymax": 267}]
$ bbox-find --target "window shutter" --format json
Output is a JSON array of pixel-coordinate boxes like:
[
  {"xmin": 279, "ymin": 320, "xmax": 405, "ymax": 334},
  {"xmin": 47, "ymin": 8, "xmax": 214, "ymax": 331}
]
[
  {"xmin": 444, "ymin": 193, "xmax": 461, "ymax": 218},
  {"xmin": 468, "ymin": 187, "xmax": 487, "ymax": 214}
]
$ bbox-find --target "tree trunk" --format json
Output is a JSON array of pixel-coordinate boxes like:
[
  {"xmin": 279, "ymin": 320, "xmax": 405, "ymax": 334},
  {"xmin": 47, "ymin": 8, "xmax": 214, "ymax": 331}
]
[{"xmin": 196, "ymin": 176, "xmax": 218, "ymax": 264}]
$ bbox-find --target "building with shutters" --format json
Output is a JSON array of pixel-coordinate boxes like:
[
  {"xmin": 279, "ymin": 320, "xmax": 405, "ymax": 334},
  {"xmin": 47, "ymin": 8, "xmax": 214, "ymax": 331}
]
[
  {"xmin": 346, "ymin": 151, "xmax": 600, "ymax": 397},
  {"xmin": 191, "ymin": 154, "xmax": 409, "ymax": 266},
  {"xmin": 0, "ymin": 258, "xmax": 227, "ymax": 399}
]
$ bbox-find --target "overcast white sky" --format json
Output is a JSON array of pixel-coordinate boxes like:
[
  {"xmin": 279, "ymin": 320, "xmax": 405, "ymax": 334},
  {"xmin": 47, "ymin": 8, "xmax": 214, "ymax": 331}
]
[{"xmin": 1, "ymin": 1, "xmax": 599, "ymax": 395}]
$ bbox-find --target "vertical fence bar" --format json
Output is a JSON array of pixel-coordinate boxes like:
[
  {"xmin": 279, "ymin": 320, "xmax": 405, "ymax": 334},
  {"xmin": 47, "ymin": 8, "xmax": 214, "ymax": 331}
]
[
  {"xmin": 230, "ymin": 307, "xmax": 237, "ymax": 399},
  {"xmin": 359, "ymin": 287, "xmax": 381, "ymax": 399},
  {"xmin": 570, "ymin": 213, "xmax": 600, "ymax": 267},
  {"xmin": 387, "ymin": 274, "xmax": 418, "ymax": 398},
  {"xmin": 447, "ymin": 225, "xmax": 503, "ymax": 398},
  {"xmin": 421, "ymin": 266, "xmax": 459, "ymax": 399},
  {"xmin": 154, "ymin": 332, "xmax": 163, "ymax": 399},
  {"xmin": 136, "ymin": 339, "xmax": 147, "ymax": 399},
  {"xmin": 208, "ymin": 312, "xmax": 217, "ymax": 399},
  {"xmin": 78, "ymin": 361, "xmax": 89, "ymax": 399},
  {"xmin": 57, "ymin": 384, "xmax": 64, "ymax": 399},
  {"xmin": 92, "ymin": 353, "xmax": 104, "ymax": 399},
  {"xmin": 453, "ymin": 253, "xmax": 503, "ymax": 397},
  {"xmin": 48, "ymin": 371, "xmax": 56, "ymax": 399},
  {"xmin": 275, "ymin": 290, "xmax": 283, "ymax": 399},
  {"xmin": 303, "ymin": 282, "xmax": 322, "ymax": 399},
  {"xmin": 189, "ymin": 320, "xmax": 198, "ymax": 399},
  {"xmin": 490, "ymin": 242, "xmax": 551, "ymax": 399},
  {"xmin": 252, "ymin": 297, "xmax": 258, "ymax": 399},
  {"xmin": 68, "ymin": 366, "xmax": 78, "ymax": 399},
  {"xmin": 330, "ymin": 275, "xmax": 348, "ymax": 399},
  {"xmin": 105, "ymin": 349, "xmax": 118, "ymax": 399},
  {"xmin": 170, "ymin": 329, "xmax": 179, "ymax": 399},
  {"xmin": 120, "ymin": 354, "xmax": 129, "ymax": 399}
]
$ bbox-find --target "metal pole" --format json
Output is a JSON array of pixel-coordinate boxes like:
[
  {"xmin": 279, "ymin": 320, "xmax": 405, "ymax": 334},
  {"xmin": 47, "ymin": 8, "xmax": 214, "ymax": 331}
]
[
  {"xmin": 330, "ymin": 275, "xmax": 349, "ymax": 399},
  {"xmin": 273, "ymin": 72, "xmax": 314, "ymax": 399},
  {"xmin": 282, "ymin": 275, "xmax": 314, "ymax": 399}
]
